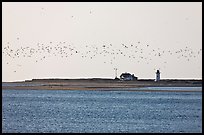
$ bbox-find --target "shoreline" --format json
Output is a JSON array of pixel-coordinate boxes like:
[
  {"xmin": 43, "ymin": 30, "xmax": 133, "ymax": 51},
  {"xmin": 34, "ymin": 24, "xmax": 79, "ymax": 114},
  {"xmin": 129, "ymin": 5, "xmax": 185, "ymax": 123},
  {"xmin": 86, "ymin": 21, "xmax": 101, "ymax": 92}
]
[
  {"xmin": 2, "ymin": 87, "xmax": 202, "ymax": 92},
  {"xmin": 2, "ymin": 79, "xmax": 202, "ymax": 92},
  {"xmin": 2, "ymin": 86, "xmax": 202, "ymax": 93}
]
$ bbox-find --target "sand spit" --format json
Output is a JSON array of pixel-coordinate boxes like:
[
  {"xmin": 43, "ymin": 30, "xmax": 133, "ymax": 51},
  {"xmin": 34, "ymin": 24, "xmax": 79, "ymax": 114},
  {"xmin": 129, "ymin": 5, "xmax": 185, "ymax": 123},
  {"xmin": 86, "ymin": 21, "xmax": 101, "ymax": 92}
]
[{"xmin": 2, "ymin": 79, "xmax": 202, "ymax": 92}]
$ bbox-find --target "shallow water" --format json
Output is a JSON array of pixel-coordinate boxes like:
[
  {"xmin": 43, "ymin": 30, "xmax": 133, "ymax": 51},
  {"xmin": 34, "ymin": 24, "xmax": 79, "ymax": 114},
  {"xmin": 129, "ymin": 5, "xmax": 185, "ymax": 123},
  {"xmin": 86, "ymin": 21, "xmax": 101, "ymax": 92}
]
[
  {"xmin": 2, "ymin": 89, "xmax": 202, "ymax": 133},
  {"xmin": 2, "ymin": 82, "xmax": 44, "ymax": 87},
  {"xmin": 136, "ymin": 87, "xmax": 202, "ymax": 91}
]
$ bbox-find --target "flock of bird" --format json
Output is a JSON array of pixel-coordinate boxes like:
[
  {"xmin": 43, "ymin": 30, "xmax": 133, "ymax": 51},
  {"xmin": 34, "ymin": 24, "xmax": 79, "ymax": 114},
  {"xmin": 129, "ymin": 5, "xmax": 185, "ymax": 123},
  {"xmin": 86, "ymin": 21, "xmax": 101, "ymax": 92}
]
[
  {"xmin": 3, "ymin": 39, "xmax": 202, "ymax": 73},
  {"xmin": 3, "ymin": 7, "xmax": 202, "ymax": 74}
]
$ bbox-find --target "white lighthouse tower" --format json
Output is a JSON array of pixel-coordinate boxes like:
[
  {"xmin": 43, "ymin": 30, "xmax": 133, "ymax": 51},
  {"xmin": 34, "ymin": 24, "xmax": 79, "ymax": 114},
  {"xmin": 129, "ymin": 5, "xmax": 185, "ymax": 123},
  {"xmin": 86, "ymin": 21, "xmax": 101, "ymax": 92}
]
[{"xmin": 155, "ymin": 70, "xmax": 160, "ymax": 82}]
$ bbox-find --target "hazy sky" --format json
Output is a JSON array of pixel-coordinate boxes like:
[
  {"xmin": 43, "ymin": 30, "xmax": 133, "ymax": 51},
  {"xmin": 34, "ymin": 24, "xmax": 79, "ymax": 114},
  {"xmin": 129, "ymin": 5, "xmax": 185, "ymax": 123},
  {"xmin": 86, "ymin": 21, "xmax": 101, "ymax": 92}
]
[{"xmin": 2, "ymin": 2, "xmax": 202, "ymax": 82}]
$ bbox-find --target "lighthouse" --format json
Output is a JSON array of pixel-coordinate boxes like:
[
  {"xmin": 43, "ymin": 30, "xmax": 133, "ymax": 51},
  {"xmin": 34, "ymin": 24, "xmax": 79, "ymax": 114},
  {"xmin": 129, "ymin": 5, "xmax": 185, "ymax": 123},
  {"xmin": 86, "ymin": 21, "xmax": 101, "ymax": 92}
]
[{"xmin": 155, "ymin": 70, "xmax": 160, "ymax": 82}]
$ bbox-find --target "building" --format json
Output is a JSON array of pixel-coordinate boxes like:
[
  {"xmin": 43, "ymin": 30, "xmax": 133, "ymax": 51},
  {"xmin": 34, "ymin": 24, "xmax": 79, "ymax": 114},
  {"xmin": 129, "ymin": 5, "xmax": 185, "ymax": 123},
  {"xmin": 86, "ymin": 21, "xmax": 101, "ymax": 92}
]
[
  {"xmin": 120, "ymin": 72, "xmax": 138, "ymax": 81},
  {"xmin": 155, "ymin": 70, "xmax": 160, "ymax": 81}
]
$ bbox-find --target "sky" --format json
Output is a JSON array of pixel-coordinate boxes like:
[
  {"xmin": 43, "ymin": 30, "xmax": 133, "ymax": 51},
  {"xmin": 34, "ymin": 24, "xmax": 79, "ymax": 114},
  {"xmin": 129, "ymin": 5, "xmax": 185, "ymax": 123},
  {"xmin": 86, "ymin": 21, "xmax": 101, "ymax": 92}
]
[{"xmin": 2, "ymin": 2, "xmax": 202, "ymax": 82}]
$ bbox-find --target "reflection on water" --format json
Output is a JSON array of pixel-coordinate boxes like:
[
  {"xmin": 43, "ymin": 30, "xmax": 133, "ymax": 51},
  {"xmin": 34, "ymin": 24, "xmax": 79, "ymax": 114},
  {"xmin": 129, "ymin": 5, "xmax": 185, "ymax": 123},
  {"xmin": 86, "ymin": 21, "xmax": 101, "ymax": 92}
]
[{"xmin": 2, "ymin": 90, "xmax": 202, "ymax": 133}]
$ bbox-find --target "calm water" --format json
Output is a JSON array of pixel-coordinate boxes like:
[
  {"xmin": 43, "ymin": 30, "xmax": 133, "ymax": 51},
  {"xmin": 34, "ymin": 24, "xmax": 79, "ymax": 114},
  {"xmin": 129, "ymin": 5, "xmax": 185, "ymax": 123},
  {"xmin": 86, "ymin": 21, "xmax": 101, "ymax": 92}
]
[
  {"xmin": 136, "ymin": 87, "xmax": 202, "ymax": 91},
  {"xmin": 2, "ymin": 89, "xmax": 202, "ymax": 133}
]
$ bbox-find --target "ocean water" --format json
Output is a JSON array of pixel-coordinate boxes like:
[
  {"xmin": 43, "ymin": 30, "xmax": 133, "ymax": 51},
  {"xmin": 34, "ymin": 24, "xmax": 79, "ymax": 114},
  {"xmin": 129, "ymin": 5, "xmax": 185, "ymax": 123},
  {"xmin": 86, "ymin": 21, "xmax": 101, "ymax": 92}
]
[{"xmin": 2, "ymin": 89, "xmax": 202, "ymax": 133}]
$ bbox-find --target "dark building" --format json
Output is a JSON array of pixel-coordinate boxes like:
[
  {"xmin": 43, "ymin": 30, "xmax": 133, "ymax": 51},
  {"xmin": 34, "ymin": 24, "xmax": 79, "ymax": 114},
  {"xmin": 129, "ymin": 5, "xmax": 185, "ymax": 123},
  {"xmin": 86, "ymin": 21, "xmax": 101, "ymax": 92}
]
[{"xmin": 120, "ymin": 72, "xmax": 138, "ymax": 81}]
